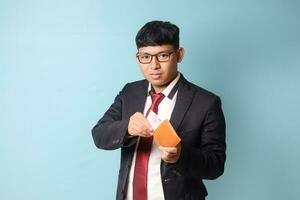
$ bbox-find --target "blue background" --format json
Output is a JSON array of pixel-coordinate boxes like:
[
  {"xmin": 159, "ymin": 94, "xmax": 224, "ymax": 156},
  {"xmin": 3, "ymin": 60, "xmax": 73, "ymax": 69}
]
[{"xmin": 1, "ymin": 0, "xmax": 299, "ymax": 199}]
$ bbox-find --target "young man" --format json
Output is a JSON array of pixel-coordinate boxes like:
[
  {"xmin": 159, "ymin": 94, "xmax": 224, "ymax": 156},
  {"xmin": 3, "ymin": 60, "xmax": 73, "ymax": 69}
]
[{"xmin": 92, "ymin": 20, "xmax": 226, "ymax": 200}]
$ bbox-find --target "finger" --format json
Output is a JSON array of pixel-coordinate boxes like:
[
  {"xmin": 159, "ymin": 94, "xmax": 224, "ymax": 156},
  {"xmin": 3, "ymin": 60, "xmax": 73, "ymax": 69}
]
[
  {"xmin": 161, "ymin": 154, "xmax": 174, "ymax": 162},
  {"xmin": 162, "ymin": 151, "xmax": 178, "ymax": 162},
  {"xmin": 162, "ymin": 147, "xmax": 178, "ymax": 154},
  {"xmin": 132, "ymin": 119, "xmax": 148, "ymax": 132},
  {"xmin": 133, "ymin": 122, "xmax": 153, "ymax": 137},
  {"xmin": 165, "ymin": 151, "xmax": 176, "ymax": 158},
  {"xmin": 135, "ymin": 120, "xmax": 153, "ymax": 136},
  {"xmin": 132, "ymin": 115, "xmax": 150, "ymax": 131},
  {"xmin": 129, "ymin": 126, "xmax": 140, "ymax": 136},
  {"xmin": 162, "ymin": 149, "xmax": 174, "ymax": 158},
  {"xmin": 140, "ymin": 129, "xmax": 152, "ymax": 137},
  {"xmin": 130, "ymin": 121, "xmax": 148, "ymax": 136},
  {"xmin": 133, "ymin": 123, "xmax": 151, "ymax": 137},
  {"xmin": 137, "ymin": 115, "xmax": 153, "ymax": 131},
  {"xmin": 131, "ymin": 125, "xmax": 148, "ymax": 137}
]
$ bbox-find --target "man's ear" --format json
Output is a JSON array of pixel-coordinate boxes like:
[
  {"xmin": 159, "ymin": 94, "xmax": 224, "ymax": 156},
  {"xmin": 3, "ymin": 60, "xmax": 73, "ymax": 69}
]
[
  {"xmin": 177, "ymin": 47, "xmax": 185, "ymax": 63},
  {"xmin": 135, "ymin": 53, "xmax": 140, "ymax": 64}
]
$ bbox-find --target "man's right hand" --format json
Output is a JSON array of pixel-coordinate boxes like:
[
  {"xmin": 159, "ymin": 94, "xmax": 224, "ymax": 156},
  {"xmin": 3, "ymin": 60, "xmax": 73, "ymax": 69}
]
[{"xmin": 128, "ymin": 112, "xmax": 153, "ymax": 137}]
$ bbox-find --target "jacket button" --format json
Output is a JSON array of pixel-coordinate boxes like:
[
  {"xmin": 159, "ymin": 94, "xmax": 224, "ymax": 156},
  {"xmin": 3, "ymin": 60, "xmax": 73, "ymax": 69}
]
[
  {"xmin": 172, "ymin": 170, "xmax": 182, "ymax": 176},
  {"xmin": 112, "ymin": 139, "xmax": 119, "ymax": 144},
  {"xmin": 163, "ymin": 178, "xmax": 171, "ymax": 182}
]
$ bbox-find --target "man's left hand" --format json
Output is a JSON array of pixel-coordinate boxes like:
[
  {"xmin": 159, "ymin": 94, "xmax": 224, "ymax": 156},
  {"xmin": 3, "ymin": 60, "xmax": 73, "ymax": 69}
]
[{"xmin": 159, "ymin": 143, "xmax": 181, "ymax": 163}]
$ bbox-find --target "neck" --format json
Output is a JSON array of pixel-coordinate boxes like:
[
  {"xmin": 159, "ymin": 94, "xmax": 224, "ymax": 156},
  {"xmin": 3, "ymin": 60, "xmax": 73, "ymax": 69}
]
[{"xmin": 152, "ymin": 86, "xmax": 164, "ymax": 94}]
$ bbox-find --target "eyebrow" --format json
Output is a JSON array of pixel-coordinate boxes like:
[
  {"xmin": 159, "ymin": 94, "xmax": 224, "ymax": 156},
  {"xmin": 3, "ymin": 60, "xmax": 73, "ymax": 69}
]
[{"xmin": 137, "ymin": 50, "xmax": 173, "ymax": 55}]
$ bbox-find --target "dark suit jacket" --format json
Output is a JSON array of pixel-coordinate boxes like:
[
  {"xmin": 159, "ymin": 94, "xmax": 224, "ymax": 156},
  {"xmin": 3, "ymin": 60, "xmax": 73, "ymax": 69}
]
[{"xmin": 92, "ymin": 75, "xmax": 226, "ymax": 200}]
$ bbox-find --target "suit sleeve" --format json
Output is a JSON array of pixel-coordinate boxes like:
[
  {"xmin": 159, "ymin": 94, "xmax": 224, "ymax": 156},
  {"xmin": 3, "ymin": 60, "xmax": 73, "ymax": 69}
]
[
  {"xmin": 175, "ymin": 96, "xmax": 226, "ymax": 180},
  {"xmin": 91, "ymin": 85, "xmax": 138, "ymax": 150}
]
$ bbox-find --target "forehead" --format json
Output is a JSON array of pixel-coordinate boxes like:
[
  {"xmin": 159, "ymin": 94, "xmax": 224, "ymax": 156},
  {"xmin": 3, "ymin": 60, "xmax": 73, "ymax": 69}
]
[{"xmin": 138, "ymin": 44, "xmax": 174, "ymax": 54}]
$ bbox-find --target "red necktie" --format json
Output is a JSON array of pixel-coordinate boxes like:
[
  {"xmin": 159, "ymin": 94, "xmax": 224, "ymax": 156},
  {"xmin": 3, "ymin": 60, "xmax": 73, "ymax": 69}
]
[{"xmin": 133, "ymin": 92, "xmax": 165, "ymax": 200}]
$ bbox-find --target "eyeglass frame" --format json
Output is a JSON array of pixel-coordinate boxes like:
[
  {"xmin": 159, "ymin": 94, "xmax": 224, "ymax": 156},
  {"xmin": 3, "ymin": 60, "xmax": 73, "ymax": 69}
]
[{"xmin": 136, "ymin": 50, "xmax": 178, "ymax": 64}]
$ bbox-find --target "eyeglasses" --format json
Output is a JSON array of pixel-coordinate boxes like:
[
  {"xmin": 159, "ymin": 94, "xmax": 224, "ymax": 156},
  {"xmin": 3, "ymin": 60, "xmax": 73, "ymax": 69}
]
[{"xmin": 136, "ymin": 51, "xmax": 176, "ymax": 64}]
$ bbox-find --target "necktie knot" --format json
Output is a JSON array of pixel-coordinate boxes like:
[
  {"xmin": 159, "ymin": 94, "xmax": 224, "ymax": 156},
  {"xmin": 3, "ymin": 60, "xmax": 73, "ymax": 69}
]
[{"xmin": 149, "ymin": 92, "xmax": 164, "ymax": 114}]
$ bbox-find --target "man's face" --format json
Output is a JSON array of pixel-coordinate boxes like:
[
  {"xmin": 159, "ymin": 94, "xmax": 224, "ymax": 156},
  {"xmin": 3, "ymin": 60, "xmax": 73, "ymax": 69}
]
[{"xmin": 136, "ymin": 44, "xmax": 184, "ymax": 92}]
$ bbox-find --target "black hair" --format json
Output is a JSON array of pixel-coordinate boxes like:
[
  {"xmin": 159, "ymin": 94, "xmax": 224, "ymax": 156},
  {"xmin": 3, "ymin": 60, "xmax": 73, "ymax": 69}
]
[{"xmin": 135, "ymin": 20, "xmax": 180, "ymax": 49}]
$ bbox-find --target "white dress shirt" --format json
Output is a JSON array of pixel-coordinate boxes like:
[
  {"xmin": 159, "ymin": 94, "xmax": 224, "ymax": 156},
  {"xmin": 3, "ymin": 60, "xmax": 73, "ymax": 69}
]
[{"xmin": 126, "ymin": 73, "xmax": 180, "ymax": 200}]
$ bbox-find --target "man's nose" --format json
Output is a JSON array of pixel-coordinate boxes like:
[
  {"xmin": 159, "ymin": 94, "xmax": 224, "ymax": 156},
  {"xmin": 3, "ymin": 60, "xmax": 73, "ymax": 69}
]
[{"xmin": 150, "ymin": 56, "xmax": 161, "ymax": 69}]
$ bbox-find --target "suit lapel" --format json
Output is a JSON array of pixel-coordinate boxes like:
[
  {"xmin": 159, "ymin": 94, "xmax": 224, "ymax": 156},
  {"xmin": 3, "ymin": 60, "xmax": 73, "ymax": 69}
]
[
  {"xmin": 161, "ymin": 76, "xmax": 195, "ymax": 179},
  {"xmin": 170, "ymin": 75, "xmax": 195, "ymax": 133}
]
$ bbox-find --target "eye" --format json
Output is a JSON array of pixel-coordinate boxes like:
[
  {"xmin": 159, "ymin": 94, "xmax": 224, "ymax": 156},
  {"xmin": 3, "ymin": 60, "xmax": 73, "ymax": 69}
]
[
  {"xmin": 158, "ymin": 53, "xmax": 169, "ymax": 59},
  {"xmin": 140, "ymin": 55, "xmax": 150, "ymax": 60},
  {"xmin": 160, "ymin": 53, "xmax": 169, "ymax": 58}
]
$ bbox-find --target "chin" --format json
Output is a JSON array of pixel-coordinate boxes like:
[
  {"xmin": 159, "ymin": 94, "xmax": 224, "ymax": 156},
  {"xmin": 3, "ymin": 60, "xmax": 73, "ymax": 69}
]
[
  {"xmin": 152, "ymin": 80, "xmax": 168, "ymax": 88},
  {"xmin": 150, "ymin": 79, "xmax": 163, "ymax": 84}
]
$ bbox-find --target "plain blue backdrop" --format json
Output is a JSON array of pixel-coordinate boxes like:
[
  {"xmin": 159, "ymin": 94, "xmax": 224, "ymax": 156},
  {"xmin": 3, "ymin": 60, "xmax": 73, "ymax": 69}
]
[{"xmin": 1, "ymin": 0, "xmax": 300, "ymax": 199}]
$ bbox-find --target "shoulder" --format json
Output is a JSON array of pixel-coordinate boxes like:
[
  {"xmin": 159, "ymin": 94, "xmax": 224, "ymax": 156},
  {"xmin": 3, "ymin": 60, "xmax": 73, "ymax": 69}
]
[
  {"xmin": 118, "ymin": 79, "xmax": 148, "ymax": 99},
  {"xmin": 179, "ymin": 75, "xmax": 222, "ymax": 113},
  {"xmin": 121, "ymin": 79, "xmax": 148, "ymax": 93},
  {"xmin": 180, "ymin": 75, "xmax": 220, "ymax": 102},
  {"xmin": 123, "ymin": 79, "xmax": 147, "ymax": 90}
]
